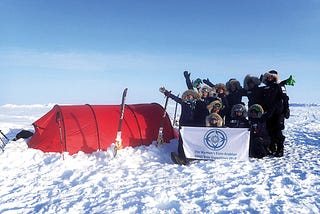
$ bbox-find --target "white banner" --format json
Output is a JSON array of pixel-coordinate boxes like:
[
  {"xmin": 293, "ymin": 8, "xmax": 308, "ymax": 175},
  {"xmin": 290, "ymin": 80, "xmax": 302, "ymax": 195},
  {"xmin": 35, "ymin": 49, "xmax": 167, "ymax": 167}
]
[{"xmin": 181, "ymin": 126, "xmax": 250, "ymax": 161}]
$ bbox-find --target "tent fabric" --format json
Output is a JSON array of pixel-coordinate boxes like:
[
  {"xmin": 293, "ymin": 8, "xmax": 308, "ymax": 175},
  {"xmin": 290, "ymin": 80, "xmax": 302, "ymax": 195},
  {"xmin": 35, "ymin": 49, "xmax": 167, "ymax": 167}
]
[{"xmin": 28, "ymin": 103, "xmax": 178, "ymax": 155}]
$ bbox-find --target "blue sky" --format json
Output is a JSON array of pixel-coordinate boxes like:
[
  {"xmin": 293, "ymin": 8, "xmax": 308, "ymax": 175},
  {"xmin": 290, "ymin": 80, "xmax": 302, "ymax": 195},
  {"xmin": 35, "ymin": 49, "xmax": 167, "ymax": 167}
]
[{"xmin": 1, "ymin": 0, "xmax": 320, "ymax": 105}]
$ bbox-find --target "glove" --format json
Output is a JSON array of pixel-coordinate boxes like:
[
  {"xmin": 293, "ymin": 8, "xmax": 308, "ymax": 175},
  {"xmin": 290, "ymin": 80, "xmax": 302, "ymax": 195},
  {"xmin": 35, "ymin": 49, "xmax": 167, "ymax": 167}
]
[
  {"xmin": 164, "ymin": 90, "xmax": 171, "ymax": 97},
  {"xmin": 285, "ymin": 75, "xmax": 295, "ymax": 86},
  {"xmin": 183, "ymin": 71, "xmax": 190, "ymax": 79},
  {"xmin": 203, "ymin": 78, "xmax": 214, "ymax": 87}
]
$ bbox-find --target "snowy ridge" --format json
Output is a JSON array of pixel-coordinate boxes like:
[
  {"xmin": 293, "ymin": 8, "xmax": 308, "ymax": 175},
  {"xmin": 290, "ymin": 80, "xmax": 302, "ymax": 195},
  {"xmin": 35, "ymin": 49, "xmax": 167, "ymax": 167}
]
[{"xmin": 0, "ymin": 104, "xmax": 319, "ymax": 213}]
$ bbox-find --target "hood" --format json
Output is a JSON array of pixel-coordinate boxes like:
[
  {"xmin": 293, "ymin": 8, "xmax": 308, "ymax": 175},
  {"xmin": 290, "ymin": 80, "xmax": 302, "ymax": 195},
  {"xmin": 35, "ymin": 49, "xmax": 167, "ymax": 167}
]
[
  {"xmin": 248, "ymin": 104, "xmax": 264, "ymax": 118},
  {"xmin": 181, "ymin": 89, "xmax": 200, "ymax": 102},
  {"xmin": 205, "ymin": 113, "xmax": 224, "ymax": 127},
  {"xmin": 243, "ymin": 75, "xmax": 261, "ymax": 90},
  {"xmin": 214, "ymin": 83, "xmax": 229, "ymax": 96},
  {"xmin": 226, "ymin": 79, "xmax": 241, "ymax": 91},
  {"xmin": 207, "ymin": 99, "xmax": 223, "ymax": 113},
  {"xmin": 262, "ymin": 71, "xmax": 280, "ymax": 85}
]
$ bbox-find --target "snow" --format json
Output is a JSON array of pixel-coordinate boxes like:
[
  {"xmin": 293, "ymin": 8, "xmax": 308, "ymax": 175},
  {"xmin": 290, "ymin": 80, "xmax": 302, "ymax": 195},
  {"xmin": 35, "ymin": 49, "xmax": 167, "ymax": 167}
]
[{"xmin": 0, "ymin": 104, "xmax": 320, "ymax": 213}]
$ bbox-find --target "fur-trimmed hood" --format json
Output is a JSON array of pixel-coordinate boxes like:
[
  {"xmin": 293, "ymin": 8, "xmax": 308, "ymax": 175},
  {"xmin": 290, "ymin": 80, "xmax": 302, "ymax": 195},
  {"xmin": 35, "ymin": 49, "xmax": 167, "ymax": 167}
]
[
  {"xmin": 206, "ymin": 113, "xmax": 224, "ymax": 127},
  {"xmin": 215, "ymin": 83, "xmax": 229, "ymax": 95},
  {"xmin": 226, "ymin": 79, "xmax": 241, "ymax": 91},
  {"xmin": 231, "ymin": 103, "xmax": 247, "ymax": 118},
  {"xmin": 262, "ymin": 71, "xmax": 281, "ymax": 85},
  {"xmin": 199, "ymin": 85, "xmax": 215, "ymax": 98},
  {"xmin": 181, "ymin": 89, "xmax": 200, "ymax": 102},
  {"xmin": 207, "ymin": 99, "xmax": 222, "ymax": 113},
  {"xmin": 248, "ymin": 104, "xmax": 264, "ymax": 118},
  {"xmin": 243, "ymin": 75, "xmax": 261, "ymax": 90}
]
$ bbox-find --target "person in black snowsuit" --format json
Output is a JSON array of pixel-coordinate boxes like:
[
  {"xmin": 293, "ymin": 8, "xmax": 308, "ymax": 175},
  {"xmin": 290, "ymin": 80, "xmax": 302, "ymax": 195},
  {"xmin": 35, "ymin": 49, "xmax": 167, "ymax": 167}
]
[
  {"xmin": 162, "ymin": 89, "xmax": 200, "ymax": 127},
  {"xmin": 248, "ymin": 104, "xmax": 271, "ymax": 158},
  {"xmin": 243, "ymin": 75, "xmax": 262, "ymax": 107},
  {"xmin": 226, "ymin": 103, "xmax": 249, "ymax": 128},
  {"xmin": 259, "ymin": 71, "xmax": 289, "ymax": 157},
  {"xmin": 225, "ymin": 78, "xmax": 247, "ymax": 124},
  {"xmin": 183, "ymin": 71, "xmax": 215, "ymax": 127},
  {"xmin": 160, "ymin": 88, "xmax": 200, "ymax": 165}
]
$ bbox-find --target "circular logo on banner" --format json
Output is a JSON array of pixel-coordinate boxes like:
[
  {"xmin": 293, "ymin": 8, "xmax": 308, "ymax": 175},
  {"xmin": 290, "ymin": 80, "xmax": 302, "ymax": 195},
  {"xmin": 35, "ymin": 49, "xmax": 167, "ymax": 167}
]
[{"xmin": 203, "ymin": 129, "xmax": 228, "ymax": 151}]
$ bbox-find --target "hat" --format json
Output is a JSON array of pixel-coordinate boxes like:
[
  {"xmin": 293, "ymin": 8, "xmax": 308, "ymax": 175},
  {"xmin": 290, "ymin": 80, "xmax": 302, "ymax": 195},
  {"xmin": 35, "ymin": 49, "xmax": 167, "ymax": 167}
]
[
  {"xmin": 269, "ymin": 70, "xmax": 278, "ymax": 75},
  {"xmin": 201, "ymin": 85, "xmax": 211, "ymax": 93},
  {"xmin": 231, "ymin": 104, "xmax": 247, "ymax": 117}
]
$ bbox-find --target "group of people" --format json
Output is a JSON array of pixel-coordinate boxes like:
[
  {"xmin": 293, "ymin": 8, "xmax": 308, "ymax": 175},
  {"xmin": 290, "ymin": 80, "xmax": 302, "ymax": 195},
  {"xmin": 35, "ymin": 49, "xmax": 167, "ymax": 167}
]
[{"xmin": 160, "ymin": 70, "xmax": 295, "ymax": 165}]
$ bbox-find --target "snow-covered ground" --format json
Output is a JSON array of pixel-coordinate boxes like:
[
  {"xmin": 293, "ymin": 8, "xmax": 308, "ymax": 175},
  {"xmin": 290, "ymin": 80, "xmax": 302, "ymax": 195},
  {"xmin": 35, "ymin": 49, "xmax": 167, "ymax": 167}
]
[{"xmin": 0, "ymin": 104, "xmax": 319, "ymax": 213}]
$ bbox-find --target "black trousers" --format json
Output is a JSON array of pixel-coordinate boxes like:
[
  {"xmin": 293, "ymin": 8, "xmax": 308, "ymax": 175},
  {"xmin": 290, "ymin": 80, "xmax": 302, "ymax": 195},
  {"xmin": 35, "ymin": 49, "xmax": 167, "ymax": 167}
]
[{"xmin": 267, "ymin": 114, "xmax": 285, "ymax": 153}]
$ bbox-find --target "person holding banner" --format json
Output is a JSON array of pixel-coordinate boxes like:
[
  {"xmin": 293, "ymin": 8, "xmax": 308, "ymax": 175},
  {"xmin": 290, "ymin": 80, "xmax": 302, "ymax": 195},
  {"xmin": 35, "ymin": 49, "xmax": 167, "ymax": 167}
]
[{"xmin": 243, "ymin": 75, "xmax": 262, "ymax": 107}]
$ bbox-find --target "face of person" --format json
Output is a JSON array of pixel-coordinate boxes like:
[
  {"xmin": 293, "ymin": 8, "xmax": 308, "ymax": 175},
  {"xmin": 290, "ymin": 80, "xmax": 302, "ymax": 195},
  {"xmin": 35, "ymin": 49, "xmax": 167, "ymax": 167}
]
[
  {"xmin": 231, "ymin": 84, "xmax": 236, "ymax": 91},
  {"xmin": 267, "ymin": 75, "xmax": 274, "ymax": 82},
  {"xmin": 250, "ymin": 110, "xmax": 258, "ymax": 117},
  {"xmin": 187, "ymin": 94, "xmax": 194, "ymax": 102},
  {"xmin": 217, "ymin": 88, "xmax": 224, "ymax": 94},
  {"xmin": 235, "ymin": 111, "xmax": 242, "ymax": 117},
  {"xmin": 210, "ymin": 119, "xmax": 218, "ymax": 126},
  {"xmin": 248, "ymin": 82, "xmax": 255, "ymax": 89},
  {"xmin": 212, "ymin": 106, "xmax": 220, "ymax": 113},
  {"xmin": 202, "ymin": 91, "xmax": 208, "ymax": 98}
]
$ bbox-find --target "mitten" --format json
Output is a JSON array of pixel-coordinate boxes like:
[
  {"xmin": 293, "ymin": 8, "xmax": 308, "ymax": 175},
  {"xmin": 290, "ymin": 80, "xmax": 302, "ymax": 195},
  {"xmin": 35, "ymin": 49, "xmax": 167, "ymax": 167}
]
[
  {"xmin": 284, "ymin": 108, "xmax": 290, "ymax": 119},
  {"xmin": 184, "ymin": 71, "xmax": 190, "ymax": 79},
  {"xmin": 203, "ymin": 78, "xmax": 214, "ymax": 87}
]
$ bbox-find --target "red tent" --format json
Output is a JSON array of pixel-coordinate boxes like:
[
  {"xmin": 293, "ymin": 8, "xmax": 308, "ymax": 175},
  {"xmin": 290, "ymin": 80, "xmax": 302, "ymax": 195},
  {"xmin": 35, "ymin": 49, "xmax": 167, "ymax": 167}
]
[{"xmin": 28, "ymin": 104, "xmax": 177, "ymax": 155}]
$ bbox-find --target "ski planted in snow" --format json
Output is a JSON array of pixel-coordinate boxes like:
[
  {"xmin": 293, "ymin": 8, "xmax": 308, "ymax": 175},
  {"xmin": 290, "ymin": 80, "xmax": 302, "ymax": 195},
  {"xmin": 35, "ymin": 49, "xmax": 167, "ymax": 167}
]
[
  {"xmin": 113, "ymin": 88, "xmax": 128, "ymax": 157},
  {"xmin": 156, "ymin": 87, "xmax": 170, "ymax": 146},
  {"xmin": 173, "ymin": 93, "xmax": 180, "ymax": 127},
  {"xmin": 0, "ymin": 138, "xmax": 5, "ymax": 152},
  {"xmin": 0, "ymin": 130, "xmax": 9, "ymax": 152}
]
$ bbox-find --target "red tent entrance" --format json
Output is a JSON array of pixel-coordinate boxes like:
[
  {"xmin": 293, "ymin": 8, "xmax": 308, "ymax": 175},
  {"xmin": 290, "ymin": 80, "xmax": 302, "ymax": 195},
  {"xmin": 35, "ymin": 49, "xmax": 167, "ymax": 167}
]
[{"xmin": 28, "ymin": 104, "xmax": 177, "ymax": 155}]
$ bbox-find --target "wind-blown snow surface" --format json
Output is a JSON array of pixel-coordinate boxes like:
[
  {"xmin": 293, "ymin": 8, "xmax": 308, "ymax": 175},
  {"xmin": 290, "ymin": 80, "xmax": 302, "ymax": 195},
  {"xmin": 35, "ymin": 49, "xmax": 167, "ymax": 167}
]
[{"xmin": 0, "ymin": 104, "xmax": 319, "ymax": 213}]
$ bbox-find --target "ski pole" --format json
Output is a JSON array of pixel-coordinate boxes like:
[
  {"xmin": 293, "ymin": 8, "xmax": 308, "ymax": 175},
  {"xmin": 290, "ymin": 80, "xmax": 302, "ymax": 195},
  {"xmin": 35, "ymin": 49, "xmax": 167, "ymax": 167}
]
[{"xmin": 173, "ymin": 93, "xmax": 179, "ymax": 127}]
